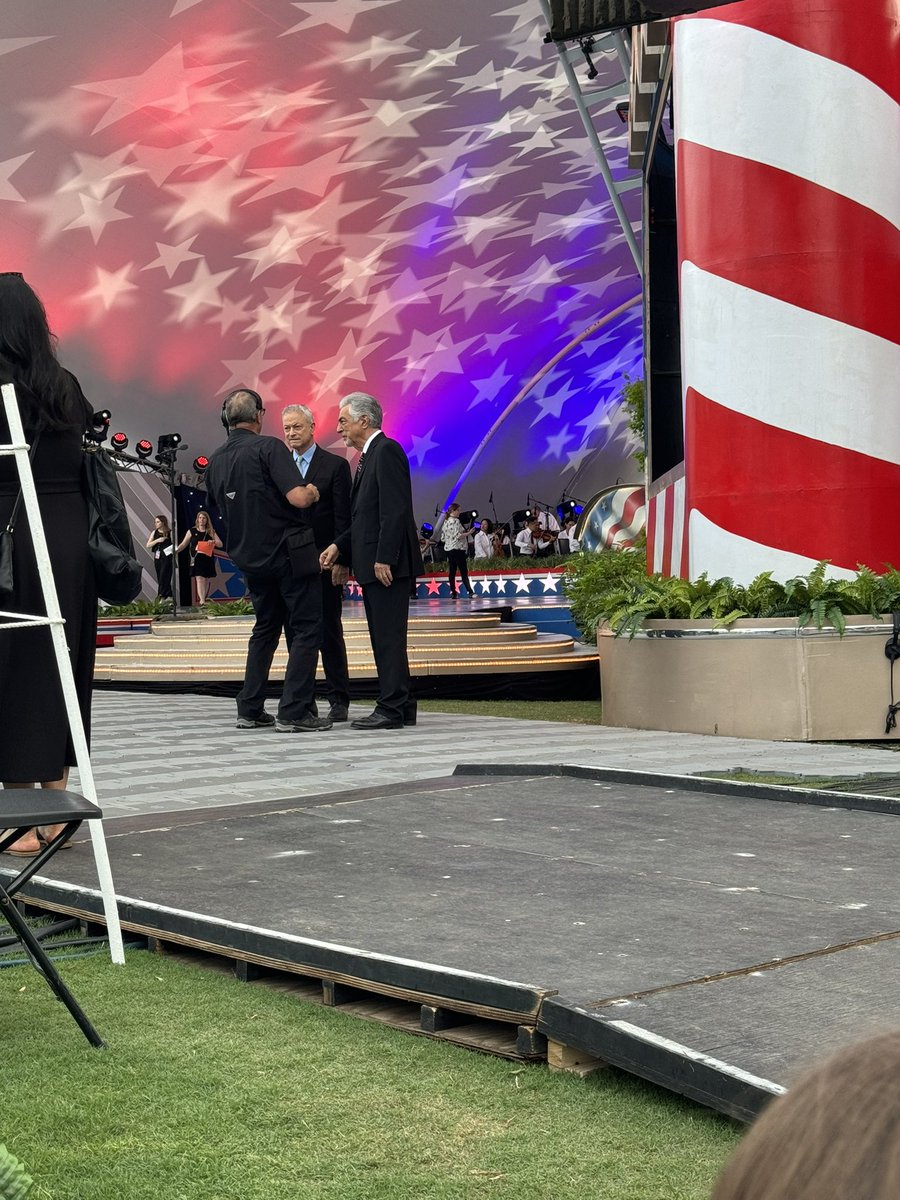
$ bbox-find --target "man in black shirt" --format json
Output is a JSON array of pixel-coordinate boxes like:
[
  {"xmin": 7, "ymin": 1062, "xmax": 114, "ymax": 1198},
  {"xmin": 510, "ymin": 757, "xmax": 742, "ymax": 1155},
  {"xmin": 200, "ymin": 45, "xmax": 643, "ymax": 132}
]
[{"xmin": 205, "ymin": 388, "xmax": 333, "ymax": 733}]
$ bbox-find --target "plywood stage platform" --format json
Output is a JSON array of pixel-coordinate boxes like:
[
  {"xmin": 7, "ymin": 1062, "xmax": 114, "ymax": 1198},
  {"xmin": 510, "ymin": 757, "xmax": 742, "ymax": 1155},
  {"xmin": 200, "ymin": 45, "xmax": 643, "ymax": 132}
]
[{"xmin": 12, "ymin": 767, "xmax": 900, "ymax": 1122}]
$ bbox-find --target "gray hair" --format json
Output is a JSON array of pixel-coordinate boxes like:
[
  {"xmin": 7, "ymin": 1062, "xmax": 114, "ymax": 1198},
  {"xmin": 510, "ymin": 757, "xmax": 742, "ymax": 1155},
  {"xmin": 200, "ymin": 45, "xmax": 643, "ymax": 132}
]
[
  {"xmin": 341, "ymin": 392, "xmax": 383, "ymax": 429},
  {"xmin": 224, "ymin": 389, "xmax": 261, "ymax": 427},
  {"xmin": 282, "ymin": 404, "xmax": 313, "ymax": 427}
]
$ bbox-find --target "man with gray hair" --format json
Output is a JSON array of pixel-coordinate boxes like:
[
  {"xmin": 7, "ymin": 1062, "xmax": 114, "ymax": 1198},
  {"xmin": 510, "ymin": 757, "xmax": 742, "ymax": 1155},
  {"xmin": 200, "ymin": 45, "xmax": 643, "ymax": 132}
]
[
  {"xmin": 205, "ymin": 387, "xmax": 332, "ymax": 733},
  {"xmin": 320, "ymin": 392, "xmax": 423, "ymax": 730},
  {"xmin": 282, "ymin": 402, "xmax": 352, "ymax": 721}
]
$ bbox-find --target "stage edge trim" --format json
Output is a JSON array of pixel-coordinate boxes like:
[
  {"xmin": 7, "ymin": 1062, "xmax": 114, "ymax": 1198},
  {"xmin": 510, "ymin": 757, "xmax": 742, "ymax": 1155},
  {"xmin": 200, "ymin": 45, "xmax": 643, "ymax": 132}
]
[
  {"xmin": 537, "ymin": 997, "xmax": 783, "ymax": 1124},
  {"xmin": 451, "ymin": 764, "xmax": 900, "ymax": 816}
]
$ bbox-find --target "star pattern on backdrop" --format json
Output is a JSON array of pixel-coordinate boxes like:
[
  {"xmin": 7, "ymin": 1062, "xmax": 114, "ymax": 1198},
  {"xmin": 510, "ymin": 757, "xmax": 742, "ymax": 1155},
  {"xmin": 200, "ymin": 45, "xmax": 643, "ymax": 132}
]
[{"xmin": 0, "ymin": 0, "xmax": 642, "ymax": 519}]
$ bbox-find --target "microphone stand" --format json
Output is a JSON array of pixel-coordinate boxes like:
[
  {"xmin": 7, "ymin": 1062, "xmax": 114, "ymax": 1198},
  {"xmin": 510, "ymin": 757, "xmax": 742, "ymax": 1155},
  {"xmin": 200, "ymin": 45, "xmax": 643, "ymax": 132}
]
[{"xmin": 156, "ymin": 443, "xmax": 190, "ymax": 620}]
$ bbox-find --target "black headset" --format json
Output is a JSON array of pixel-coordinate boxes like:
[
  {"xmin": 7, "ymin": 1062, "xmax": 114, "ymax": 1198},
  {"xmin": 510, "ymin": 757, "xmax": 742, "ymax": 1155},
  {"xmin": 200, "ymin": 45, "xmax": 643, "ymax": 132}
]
[{"xmin": 220, "ymin": 387, "xmax": 264, "ymax": 432}]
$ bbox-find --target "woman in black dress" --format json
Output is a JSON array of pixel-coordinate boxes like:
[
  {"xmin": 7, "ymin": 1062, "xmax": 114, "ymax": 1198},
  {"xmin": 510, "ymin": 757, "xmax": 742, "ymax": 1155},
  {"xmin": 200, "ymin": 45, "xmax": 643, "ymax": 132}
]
[
  {"xmin": 145, "ymin": 514, "xmax": 172, "ymax": 599},
  {"xmin": 0, "ymin": 273, "xmax": 95, "ymax": 855},
  {"xmin": 175, "ymin": 509, "xmax": 222, "ymax": 606}
]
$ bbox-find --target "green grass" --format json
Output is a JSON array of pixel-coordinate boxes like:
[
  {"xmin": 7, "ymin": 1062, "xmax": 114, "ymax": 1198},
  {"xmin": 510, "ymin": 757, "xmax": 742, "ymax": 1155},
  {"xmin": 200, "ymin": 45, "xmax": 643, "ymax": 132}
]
[
  {"xmin": 1, "ymin": 951, "xmax": 738, "ymax": 1200},
  {"xmin": 417, "ymin": 700, "xmax": 603, "ymax": 724},
  {"xmin": 699, "ymin": 769, "xmax": 900, "ymax": 796}
]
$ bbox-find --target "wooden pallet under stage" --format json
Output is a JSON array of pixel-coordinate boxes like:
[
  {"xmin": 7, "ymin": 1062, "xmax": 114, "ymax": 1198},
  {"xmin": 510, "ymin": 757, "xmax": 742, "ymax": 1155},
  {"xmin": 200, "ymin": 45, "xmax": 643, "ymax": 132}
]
[{"xmin": 93, "ymin": 607, "xmax": 598, "ymax": 686}]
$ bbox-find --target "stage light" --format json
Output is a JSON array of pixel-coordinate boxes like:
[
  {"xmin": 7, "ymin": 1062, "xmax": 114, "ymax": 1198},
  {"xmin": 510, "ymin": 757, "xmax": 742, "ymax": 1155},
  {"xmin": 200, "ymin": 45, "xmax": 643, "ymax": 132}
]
[
  {"xmin": 420, "ymin": 522, "xmax": 434, "ymax": 538},
  {"xmin": 110, "ymin": 432, "xmax": 128, "ymax": 451},
  {"xmin": 192, "ymin": 455, "xmax": 209, "ymax": 473},
  {"xmin": 157, "ymin": 433, "xmax": 182, "ymax": 455},
  {"xmin": 579, "ymin": 36, "xmax": 599, "ymax": 81},
  {"xmin": 135, "ymin": 439, "xmax": 153, "ymax": 459},
  {"xmin": 461, "ymin": 510, "xmax": 478, "ymax": 524},
  {"xmin": 90, "ymin": 410, "xmax": 111, "ymax": 443}
]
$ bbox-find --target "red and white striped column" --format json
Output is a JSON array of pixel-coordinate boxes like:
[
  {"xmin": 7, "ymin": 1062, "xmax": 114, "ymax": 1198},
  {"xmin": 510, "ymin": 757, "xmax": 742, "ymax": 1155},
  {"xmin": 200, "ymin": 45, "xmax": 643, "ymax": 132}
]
[{"xmin": 674, "ymin": 0, "xmax": 900, "ymax": 581}]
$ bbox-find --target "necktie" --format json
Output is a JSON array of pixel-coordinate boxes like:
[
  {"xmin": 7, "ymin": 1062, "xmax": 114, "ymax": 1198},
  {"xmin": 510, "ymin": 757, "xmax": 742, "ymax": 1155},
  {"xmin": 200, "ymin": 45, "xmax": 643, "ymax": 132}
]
[
  {"xmin": 354, "ymin": 452, "xmax": 366, "ymax": 485},
  {"xmin": 296, "ymin": 453, "xmax": 307, "ymax": 479}
]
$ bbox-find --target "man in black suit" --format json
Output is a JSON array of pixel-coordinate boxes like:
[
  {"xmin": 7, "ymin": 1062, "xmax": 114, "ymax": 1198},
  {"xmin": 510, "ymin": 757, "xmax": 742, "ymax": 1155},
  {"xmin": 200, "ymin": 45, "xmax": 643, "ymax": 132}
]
[
  {"xmin": 320, "ymin": 392, "xmax": 423, "ymax": 730},
  {"xmin": 282, "ymin": 403, "xmax": 352, "ymax": 723}
]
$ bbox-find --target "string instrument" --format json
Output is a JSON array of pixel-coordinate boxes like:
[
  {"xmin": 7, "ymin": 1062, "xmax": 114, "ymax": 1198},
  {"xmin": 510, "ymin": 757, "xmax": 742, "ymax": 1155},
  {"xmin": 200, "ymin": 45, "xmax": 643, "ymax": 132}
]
[{"xmin": 533, "ymin": 527, "xmax": 557, "ymax": 549}]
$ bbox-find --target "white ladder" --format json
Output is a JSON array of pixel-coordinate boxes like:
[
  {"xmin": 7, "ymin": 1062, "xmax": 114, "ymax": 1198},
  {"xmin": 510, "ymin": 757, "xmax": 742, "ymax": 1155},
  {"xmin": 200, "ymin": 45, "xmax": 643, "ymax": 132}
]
[{"xmin": 0, "ymin": 381, "xmax": 124, "ymax": 964}]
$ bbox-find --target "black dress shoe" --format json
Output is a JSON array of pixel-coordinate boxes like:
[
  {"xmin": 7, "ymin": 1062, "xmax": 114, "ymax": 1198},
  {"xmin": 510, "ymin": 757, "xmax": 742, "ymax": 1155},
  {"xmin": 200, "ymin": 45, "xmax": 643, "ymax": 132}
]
[
  {"xmin": 328, "ymin": 703, "xmax": 349, "ymax": 722},
  {"xmin": 403, "ymin": 704, "xmax": 417, "ymax": 726},
  {"xmin": 351, "ymin": 712, "xmax": 403, "ymax": 730}
]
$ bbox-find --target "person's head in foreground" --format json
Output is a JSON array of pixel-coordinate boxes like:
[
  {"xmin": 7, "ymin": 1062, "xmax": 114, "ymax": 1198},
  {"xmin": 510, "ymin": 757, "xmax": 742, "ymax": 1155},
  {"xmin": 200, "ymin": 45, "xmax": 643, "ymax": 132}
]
[{"xmin": 711, "ymin": 1030, "xmax": 900, "ymax": 1200}]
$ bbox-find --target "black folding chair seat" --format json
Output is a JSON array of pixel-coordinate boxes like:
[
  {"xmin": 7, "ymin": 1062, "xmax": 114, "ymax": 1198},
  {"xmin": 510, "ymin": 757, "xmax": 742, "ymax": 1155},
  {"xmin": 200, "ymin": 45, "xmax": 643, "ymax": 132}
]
[{"xmin": 0, "ymin": 788, "xmax": 105, "ymax": 1047}]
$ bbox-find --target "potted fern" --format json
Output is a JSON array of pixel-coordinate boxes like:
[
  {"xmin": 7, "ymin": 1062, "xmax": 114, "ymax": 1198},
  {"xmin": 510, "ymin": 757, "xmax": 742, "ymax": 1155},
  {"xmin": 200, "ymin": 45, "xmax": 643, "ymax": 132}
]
[{"xmin": 563, "ymin": 556, "xmax": 900, "ymax": 741}]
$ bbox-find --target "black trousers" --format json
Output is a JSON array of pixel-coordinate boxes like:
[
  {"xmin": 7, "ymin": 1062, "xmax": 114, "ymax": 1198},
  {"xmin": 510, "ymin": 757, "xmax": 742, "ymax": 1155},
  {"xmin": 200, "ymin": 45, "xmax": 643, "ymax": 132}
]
[
  {"xmin": 361, "ymin": 576, "xmax": 413, "ymax": 721},
  {"xmin": 320, "ymin": 572, "xmax": 350, "ymax": 706},
  {"xmin": 446, "ymin": 549, "xmax": 472, "ymax": 597},
  {"xmin": 154, "ymin": 555, "xmax": 172, "ymax": 599},
  {"xmin": 238, "ymin": 559, "xmax": 322, "ymax": 723}
]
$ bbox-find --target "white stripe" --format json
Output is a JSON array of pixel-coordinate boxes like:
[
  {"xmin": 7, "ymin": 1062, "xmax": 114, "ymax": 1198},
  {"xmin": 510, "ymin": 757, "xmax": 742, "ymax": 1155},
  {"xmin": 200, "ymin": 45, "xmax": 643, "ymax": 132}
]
[
  {"xmin": 670, "ymin": 477, "xmax": 685, "ymax": 575},
  {"xmin": 689, "ymin": 510, "xmax": 856, "ymax": 584},
  {"xmin": 675, "ymin": 18, "xmax": 900, "ymax": 230},
  {"xmin": 606, "ymin": 1018, "xmax": 786, "ymax": 1095},
  {"xmin": 651, "ymin": 490, "xmax": 666, "ymax": 572},
  {"xmin": 681, "ymin": 264, "xmax": 900, "ymax": 464}
]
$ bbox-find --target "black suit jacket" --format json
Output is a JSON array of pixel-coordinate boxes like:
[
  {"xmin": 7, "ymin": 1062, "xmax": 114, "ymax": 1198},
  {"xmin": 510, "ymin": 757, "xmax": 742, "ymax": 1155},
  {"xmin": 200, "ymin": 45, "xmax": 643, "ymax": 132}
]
[
  {"xmin": 302, "ymin": 444, "xmax": 351, "ymax": 551},
  {"xmin": 335, "ymin": 432, "xmax": 423, "ymax": 586}
]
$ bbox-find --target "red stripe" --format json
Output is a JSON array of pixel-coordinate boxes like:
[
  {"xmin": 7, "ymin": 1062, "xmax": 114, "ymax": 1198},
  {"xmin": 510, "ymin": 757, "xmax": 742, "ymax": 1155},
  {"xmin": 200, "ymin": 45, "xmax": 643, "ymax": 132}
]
[
  {"xmin": 687, "ymin": 388, "xmax": 900, "ymax": 571},
  {"xmin": 661, "ymin": 488, "xmax": 675, "ymax": 575},
  {"xmin": 646, "ymin": 493, "xmax": 658, "ymax": 572},
  {"xmin": 678, "ymin": 141, "xmax": 900, "ymax": 347},
  {"xmin": 603, "ymin": 490, "xmax": 645, "ymax": 546},
  {"xmin": 685, "ymin": 1, "xmax": 900, "ymax": 106}
]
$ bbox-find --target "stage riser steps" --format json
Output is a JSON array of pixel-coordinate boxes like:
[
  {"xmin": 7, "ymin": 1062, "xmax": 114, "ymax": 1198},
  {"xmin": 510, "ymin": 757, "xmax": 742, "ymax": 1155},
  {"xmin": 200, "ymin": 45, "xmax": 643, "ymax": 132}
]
[
  {"xmin": 96, "ymin": 643, "xmax": 577, "ymax": 665},
  {"xmin": 157, "ymin": 616, "xmax": 507, "ymax": 635},
  {"xmin": 94, "ymin": 614, "xmax": 598, "ymax": 683},
  {"xmin": 139, "ymin": 629, "xmax": 540, "ymax": 646}
]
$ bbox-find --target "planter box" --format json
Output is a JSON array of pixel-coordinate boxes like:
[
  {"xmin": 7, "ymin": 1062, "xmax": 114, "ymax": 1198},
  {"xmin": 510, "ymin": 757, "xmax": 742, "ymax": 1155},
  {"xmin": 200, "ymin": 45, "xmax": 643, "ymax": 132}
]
[{"xmin": 597, "ymin": 616, "xmax": 900, "ymax": 742}]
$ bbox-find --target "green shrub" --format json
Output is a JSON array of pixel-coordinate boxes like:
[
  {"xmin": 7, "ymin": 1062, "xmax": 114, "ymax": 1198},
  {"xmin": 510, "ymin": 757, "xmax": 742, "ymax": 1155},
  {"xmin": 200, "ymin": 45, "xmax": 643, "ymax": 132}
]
[
  {"xmin": 619, "ymin": 375, "xmax": 646, "ymax": 471},
  {"xmin": 0, "ymin": 1145, "xmax": 32, "ymax": 1199}
]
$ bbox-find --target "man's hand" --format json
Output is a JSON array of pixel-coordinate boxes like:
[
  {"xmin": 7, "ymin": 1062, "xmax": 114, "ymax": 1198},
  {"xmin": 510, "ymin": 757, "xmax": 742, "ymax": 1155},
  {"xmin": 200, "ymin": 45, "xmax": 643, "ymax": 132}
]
[
  {"xmin": 331, "ymin": 564, "xmax": 350, "ymax": 587},
  {"xmin": 374, "ymin": 561, "xmax": 393, "ymax": 586},
  {"xmin": 320, "ymin": 543, "xmax": 339, "ymax": 569},
  {"xmin": 286, "ymin": 483, "xmax": 320, "ymax": 510}
]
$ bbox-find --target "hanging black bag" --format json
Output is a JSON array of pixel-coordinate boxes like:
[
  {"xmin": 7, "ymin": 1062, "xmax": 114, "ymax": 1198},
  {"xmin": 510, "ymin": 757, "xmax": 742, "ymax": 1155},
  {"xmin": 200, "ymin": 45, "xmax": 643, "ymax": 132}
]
[
  {"xmin": 82, "ymin": 444, "xmax": 142, "ymax": 604},
  {"xmin": 0, "ymin": 434, "xmax": 40, "ymax": 605}
]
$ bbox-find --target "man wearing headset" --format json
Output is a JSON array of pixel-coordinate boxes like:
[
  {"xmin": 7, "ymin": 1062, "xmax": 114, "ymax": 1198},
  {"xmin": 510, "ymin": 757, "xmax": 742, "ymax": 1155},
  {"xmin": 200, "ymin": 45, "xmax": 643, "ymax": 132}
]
[{"xmin": 205, "ymin": 388, "xmax": 333, "ymax": 733}]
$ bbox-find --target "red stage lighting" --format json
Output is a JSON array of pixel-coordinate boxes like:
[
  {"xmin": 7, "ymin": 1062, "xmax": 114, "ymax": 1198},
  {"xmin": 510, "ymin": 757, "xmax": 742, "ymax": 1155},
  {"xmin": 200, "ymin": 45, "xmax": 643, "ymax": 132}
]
[
  {"xmin": 110, "ymin": 432, "xmax": 128, "ymax": 451},
  {"xmin": 135, "ymin": 439, "xmax": 153, "ymax": 459},
  {"xmin": 192, "ymin": 455, "xmax": 209, "ymax": 473}
]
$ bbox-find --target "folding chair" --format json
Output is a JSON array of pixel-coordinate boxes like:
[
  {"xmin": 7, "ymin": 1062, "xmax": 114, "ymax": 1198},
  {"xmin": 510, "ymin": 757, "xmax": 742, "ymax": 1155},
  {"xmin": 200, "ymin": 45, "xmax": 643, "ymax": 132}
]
[{"xmin": 0, "ymin": 791, "xmax": 105, "ymax": 1046}]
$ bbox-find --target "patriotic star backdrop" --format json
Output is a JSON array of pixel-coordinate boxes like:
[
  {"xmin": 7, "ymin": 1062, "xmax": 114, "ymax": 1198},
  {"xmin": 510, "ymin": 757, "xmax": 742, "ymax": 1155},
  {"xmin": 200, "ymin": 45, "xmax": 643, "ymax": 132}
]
[{"xmin": 0, "ymin": 0, "xmax": 643, "ymax": 525}]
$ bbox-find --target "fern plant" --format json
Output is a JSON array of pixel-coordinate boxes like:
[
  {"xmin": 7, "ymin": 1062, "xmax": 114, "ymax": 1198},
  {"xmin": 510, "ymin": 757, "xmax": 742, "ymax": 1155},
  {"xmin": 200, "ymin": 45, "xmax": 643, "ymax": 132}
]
[{"xmin": 564, "ymin": 555, "xmax": 900, "ymax": 641}]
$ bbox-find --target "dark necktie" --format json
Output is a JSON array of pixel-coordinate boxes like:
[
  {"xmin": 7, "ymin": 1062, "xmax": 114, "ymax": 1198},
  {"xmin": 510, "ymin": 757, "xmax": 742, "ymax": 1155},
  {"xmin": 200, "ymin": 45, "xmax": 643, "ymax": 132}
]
[{"xmin": 353, "ymin": 452, "xmax": 366, "ymax": 486}]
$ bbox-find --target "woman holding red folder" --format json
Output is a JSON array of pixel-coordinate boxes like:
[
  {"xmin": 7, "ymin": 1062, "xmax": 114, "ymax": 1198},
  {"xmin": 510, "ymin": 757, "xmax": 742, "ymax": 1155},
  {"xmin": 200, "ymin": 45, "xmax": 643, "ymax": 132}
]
[{"xmin": 175, "ymin": 509, "xmax": 221, "ymax": 607}]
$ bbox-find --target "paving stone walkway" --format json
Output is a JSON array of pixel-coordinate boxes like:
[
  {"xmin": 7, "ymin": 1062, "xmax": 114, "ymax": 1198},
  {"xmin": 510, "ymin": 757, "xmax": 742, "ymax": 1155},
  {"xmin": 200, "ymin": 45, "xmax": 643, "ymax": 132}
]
[{"xmin": 71, "ymin": 690, "xmax": 900, "ymax": 819}]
